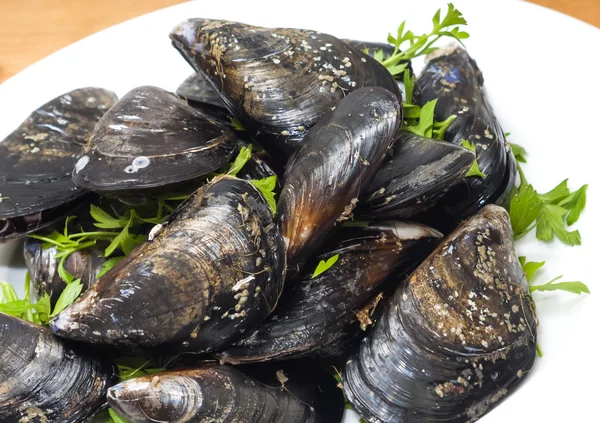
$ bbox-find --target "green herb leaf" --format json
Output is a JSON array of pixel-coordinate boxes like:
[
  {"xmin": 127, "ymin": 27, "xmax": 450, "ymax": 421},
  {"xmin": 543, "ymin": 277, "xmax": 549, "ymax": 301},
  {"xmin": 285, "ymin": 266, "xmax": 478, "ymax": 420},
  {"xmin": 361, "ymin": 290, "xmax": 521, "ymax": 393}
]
[
  {"xmin": 558, "ymin": 184, "xmax": 588, "ymax": 226},
  {"xmin": 403, "ymin": 70, "xmax": 414, "ymax": 104},
  {"xmin": 50, "ymin": 279, "xmax": 84, "ymax": 317},
  {"xmin": 312, "ymin": 254, "xmax": 340, "ymax": 278},
  {"xmin": 510, "ymin": 142, "xmax": 527, "ymax": 163},
  {"xmin": 432, "ymin": 114, "xmax": 456, "ymax": 140},
  {"xmin": 108, "ymin": 408, "xmax": 132, "ymax": 423},
  {"xmin": 404, "ymin": 99, "xmax": 437, "ymax": 138},
  {"xmin": 509, "ymin": 184, "xmax": 543, "ymax": 238},
  {"xmin": 530, "ymin": 276, "xmax": 590, "ymax": 295},
  {"xmin": 536, "ymin": 343, "xmax": 543, "ymax": 358},
  {"xmin": 538, "ymin": 179, "xmax": 570, "ymax": 203},
  {"xmin": 536, "ymin": 204, "xmax": 581, "ymax": 246},
  {"xmin": 97, "ymin": 256, "xmax": 126, "ymax": 278},
  {"xmin": 230, "ymin": 117, "xmax": 245, "ymax": 131},
  {"xmin": 118, "ymin": 364, "xmax": 163, "ymax": 382},
  {"xmin": 461, "ymin": 140, "xmax": 486, "ymax": 178},
  {"xmin": 249, "ymin": 176, "xmax": 277, "ymax": 215},
  {"xmin": 227, "ymin": 144, "xmax": 253, "ymax": 176},
  {"xmin": 518, "ymin": 257, "xmax": 545, "ymax": 282},
  {"xmin": 402, "ymin": 104, "xmax": 421, "ymax": 119},
  {"xmin": 372, "ymin": 49, "xmax": 385, "ymax": 63}
]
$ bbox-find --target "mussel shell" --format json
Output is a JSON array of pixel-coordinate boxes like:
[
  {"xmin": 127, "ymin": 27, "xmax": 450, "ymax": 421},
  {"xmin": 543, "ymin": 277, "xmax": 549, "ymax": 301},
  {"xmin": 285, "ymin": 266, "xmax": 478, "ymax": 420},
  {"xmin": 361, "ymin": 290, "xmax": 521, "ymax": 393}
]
[
  {"xmin": 0, "ymin": 313, "xmax": 117, "ymax": 423},
  {"xmin": 72, "ymin": 86, "xmax": 237, "ymax": 191},
  {"xmin": 170, "ymin": 19, "xmax": 401, "ymax": 157},
  {"xmin": 0, "ymin": 88, "xmax": 116, "ymax": 238},
  {"xmin": 107, "ymin": 361, "xmax": 344, "ymax": 423},
  {"xmin": 343, "ymin": 39, "xmax": 413, "ymax": 77},
  {"xmin": 414, "ymin": 46, "xmax": 515, "ymax": 220},
  {"xmin": 278, "ymin": 87, "xmax": 401, "ymax": 269},
  {"xmin": 50, "ymin": 176, "xmax": 286, "ymax": 352},
  {"xmin": 24, "ymin": 238, "xmax": 104, "ymax": 305},
  {"xmin": 359, "ymin": 132, "xmax": 475, "ymax": 220},
  {"xmin": 176, "ymin": 72, "xmax": 228, "ymax": 110},
  {"xmin": 219, "ymin": 221, "xmax": 442, "ymax": 364},
  {"xmin": 344, "ymin": 205, "xmax": 537, "ymax": 423}
]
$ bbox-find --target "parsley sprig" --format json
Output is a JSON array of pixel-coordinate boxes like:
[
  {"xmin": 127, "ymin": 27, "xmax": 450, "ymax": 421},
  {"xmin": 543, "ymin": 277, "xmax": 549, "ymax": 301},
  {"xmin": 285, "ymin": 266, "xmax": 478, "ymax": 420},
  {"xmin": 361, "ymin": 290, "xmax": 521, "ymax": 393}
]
[
  {"xmin": 312, "ymin": 254, "xmax": 340, "ymax": 278},
  {"xmin": 508, "ymin": 143, "xmax": 587, "ymax": 246},
  {"xmin": 378, "ymin": 3, "xmax": 469, "ymax": 77},
  {"xmin": 519, "ymin": 257, "xmax": 590, "ymax": 295}
]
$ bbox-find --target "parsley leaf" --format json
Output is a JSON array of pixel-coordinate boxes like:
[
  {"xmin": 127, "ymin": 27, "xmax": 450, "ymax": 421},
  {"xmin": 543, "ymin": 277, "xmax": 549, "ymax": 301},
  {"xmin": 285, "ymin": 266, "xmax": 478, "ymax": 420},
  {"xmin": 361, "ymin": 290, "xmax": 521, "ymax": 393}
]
[
  {"xmin": 107, "ymin": 408, "xmax": 132, "ymax": 423},
  {"xmin": 518, "ymin": 256, "xmax": 545, "ymax": 282},
  {"xmin": 227, "ymin": 144, "xmax": 253, "ymax": 176},
  {"xmin": 249, "ymin": 175, "xmax": 277, "ymax": 214},
  {"xmin": 97, "ymin": 256, "xmax": 126, "ymax": 278},
  {"xmin": 312, "ymin": 254, "xmax": 340, "ymax": 278},
  {"xmin": 230, "ymin": 117, "xmax": 245, "ymax": 131},
  {"xmin": 510, "ymin": 184, "xmax": 542, "ymax": 238},
  {"xmin": 50, "ymin": 279, "xmax": 84, "ymax": 317},
  {"xmin": 559, "ymin": 184, "xmax": 588, "ymax": 226},
  {"xmin": 530, "ymin": 276, "xmax": 590, "ymax": 295},
  {"xmin": 536, "ymin": 204, "xmax": 581, "ymax": 246},
  {"xmin": 461, "ymin": 140, "xmax": 486, "ymax": 178},
  {"xmin": 404, "ymin": 99, "xmax": 437, "ymax": 138},
  {"xmin": 403, "ymin": 69, "xmax": 414, "ymax": 104},
  {"xmin": 381, "ymin": 4, "xmax": 469, "ymax": 77},
  {"xmin": 510, "ymin": 142, "xmax": 527, "ymax": 163}
]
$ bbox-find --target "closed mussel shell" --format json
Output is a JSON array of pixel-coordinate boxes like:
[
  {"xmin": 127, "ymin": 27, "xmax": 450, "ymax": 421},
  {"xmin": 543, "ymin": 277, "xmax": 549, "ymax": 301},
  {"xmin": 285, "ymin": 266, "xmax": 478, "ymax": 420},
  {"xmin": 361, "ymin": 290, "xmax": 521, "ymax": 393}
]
[
  {"xmin": 176, "ymin": 72, "xmax": 228, "ymax": 110},
  {"xmin": 0, "ymin": 313, "xmax": 117, "ymax": 423},
  {"xmin": 414, "ymin": 46, "xmax": 515, "ymax": 220},
  {"xmin": 170, "ymin": 19, "xmax": 401, "ymax": 156},
  {"xmin": 344, "ymin": 205, "xmax": 537, "ymax": 423},
  {"xmin": 359, "ymin": 132, "xmax": 475, "ymax": 220},
  {"xmin": 219, "ymin": 221, "xmax": 442, "ymax": 364},
  {"xmin": 278, "ymin": 87, "xmax": 401, "ymax": 269},
  {"xmin": 107, "ymin": 361, "xmax": 344, "ymax": 423},
  {"xmin": 72, "ymin": 86, "xmax": 238, "ymax": 191},
  {"xmin": 50, "ymin": 176, "xmax": 286, "ymax": 353},
  {"xmin": 0, "ymin": 88, "xmax": 117, "ymax": 239}
]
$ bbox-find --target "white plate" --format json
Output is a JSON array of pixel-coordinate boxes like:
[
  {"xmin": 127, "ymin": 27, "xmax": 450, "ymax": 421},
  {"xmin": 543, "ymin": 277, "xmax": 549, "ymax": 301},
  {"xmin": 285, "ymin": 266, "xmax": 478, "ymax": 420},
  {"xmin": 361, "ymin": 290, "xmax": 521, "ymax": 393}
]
[{"xmin": 0, "ymin": 0, "xmax": 598, "ymax": 421}]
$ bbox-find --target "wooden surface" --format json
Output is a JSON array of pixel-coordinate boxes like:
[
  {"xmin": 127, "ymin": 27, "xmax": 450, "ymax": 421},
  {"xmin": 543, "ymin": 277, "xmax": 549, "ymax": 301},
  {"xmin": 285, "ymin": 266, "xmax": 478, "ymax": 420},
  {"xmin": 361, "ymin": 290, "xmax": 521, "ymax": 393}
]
[{"xmin": 0, "ymin": 0, "xmax": 598, "ymax": 82}]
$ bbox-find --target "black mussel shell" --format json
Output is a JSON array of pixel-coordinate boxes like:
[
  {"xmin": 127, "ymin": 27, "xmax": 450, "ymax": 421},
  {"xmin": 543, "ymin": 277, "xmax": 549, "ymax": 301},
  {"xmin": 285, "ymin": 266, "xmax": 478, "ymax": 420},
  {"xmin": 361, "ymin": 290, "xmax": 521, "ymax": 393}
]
[
  {"xmin": 50, "ymin": 176, "xmax": 286, "ymax": 352},
  {"xmin": 0, "ymin": 88, "xmax": 117, "ymax": 238},
  {"xmin": 0, "ymin": 313, "xmax": 117, "ymax": 423},
  {"xmin": 176, "ymin": 72, "xmax": 227, "ymax": 110},
  {"xmin": 219, "ymin": 221, "xmax": 441, "ymax": 364},
  {"xmin": 343, "ymin": 39, "xmax": 413, "ymax": 78},
  {"xmin": 278, "ymin": 87, "xmax": 401, "ymax": 270},
  {"xmin": 414, "ymin": 46, "xmax": 515, "ymax": 220},
  {"xmin": 24, "ymin": 238, "xmax": 104, "ymax": 306},
  {"xmin": 358, "ymin": 132, "xmax": 475, "ymax": 220},
  {"xmin": 170, "ymin": 19, "xmax": 401, "ymax": 157},
  {"xmin": 108, "ymin": 361, "xmax": 344, "ymax": 423},
  {"xmin": 72, "ymin": 86, "xmax": 238, "ymax": 191},
  {"xmin": 344, "ymin": 205, "xmax": 537, "ymax": 423}
]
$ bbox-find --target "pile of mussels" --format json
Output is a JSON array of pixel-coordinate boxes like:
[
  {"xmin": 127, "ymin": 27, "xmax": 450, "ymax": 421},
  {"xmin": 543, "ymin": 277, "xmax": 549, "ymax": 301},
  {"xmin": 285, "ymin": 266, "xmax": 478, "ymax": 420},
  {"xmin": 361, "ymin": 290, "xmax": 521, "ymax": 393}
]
[{"xmin": 0, "ymin": 18, "xmax": 537, "ymax": 423}]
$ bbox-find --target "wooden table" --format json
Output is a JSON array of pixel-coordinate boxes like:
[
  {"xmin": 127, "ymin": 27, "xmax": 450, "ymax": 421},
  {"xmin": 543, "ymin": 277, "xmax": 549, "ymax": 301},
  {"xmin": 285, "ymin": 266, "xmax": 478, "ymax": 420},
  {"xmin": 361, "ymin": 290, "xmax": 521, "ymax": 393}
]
[{"xmin": 0, "ymin": 0, "xmax": 598, "ymax": 83}]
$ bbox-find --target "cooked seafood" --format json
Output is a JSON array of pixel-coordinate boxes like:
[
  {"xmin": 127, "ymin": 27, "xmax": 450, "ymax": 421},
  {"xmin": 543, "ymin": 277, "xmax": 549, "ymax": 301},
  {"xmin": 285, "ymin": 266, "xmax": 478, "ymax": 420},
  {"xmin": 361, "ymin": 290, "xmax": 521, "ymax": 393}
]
[
  {"xmin": 359, "ymin": 132, "xmax": 475, "ymax": 220},
  {"xmin": 278, "ymin": 87, "xmax": 401, "ymax": 269},
  {"xmin": 108, "ymin": 362, "xmax": 344, "ymax": 423},
  {"xmin": 414, "ymin": 45, "xmax": 516, "ymax": 220},
  {"xmin": 72, "ymin": 86, "xmax": 237, "ymax": 191},
  {"xmin": 0, "ymin": 313, "xmax": 116, "ymax": 423},
  {"xmin": 50, "ymin": 176, "xmax": 286, "ymax": 352},
  {"xmin": 24, "ymin": 238, "xmax": 104, "ymax": 305},
  {"xmin": 220, "ymin": 221, "xmax": 441, "ymax": 363},
  {"xmin": 170, "ymin": 19, "xmax": 401, "ymax": 156},
  {"xmin": 344, "ymin": 205, "xmax": 537, "ymax": 422},
  {"xmin": 0, "ymin": 88, "xmax": 117, "ymax": 239},
  {"xmin": 176, "ymin": 72, "xmax": 227, "ymax": 109}
]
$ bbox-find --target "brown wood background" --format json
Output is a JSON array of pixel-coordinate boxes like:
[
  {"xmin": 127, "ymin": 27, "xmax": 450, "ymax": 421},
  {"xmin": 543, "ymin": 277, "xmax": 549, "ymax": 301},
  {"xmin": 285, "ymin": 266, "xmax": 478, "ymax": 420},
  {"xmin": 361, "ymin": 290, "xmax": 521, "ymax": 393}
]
[{"xmin": 0, "ymin": 0, "xmax": 598, "ymax": 83}]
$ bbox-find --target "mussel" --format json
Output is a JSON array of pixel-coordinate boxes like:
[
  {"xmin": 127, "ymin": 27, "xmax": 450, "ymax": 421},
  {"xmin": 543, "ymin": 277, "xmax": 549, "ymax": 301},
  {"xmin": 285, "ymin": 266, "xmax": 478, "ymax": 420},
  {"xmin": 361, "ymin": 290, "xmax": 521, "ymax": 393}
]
[
  {"xmin": 0, "ymin": 88, "xmax": 117, "ymax": 239},
  {"xmin": 220, "ymin": 221, "xmax": 441, "ymax": 364},
  {"xmin": 344, "ymin": 205, "xmax": 537, "ymax": 422},
  {"xmin": 0, "ymin": 313, "xmax": 116, "ymax": 423},
  {"xmin": 50, "ymin": 176, "xmax": 286, "ymax": 352},
  {"xmin": 24, "ymin": 238, "xmax": 104, "ymax": 306},
  {"xmin": 358, "ymin": 132, "xmax": 475, "ymax": 220},
  {"xmin": 278, "ymin": 87, "xmax": 401, "ymax": 269},
  {"xmin": 72, "ymin": 86, "xmax": 238, "ymax": 192},
  {"xmin": 107, "ymin": 362, "xmax": 344, "ymax": 423},
  {"xmin": 414, "ymin": 45, "xmax": 516, "ymax": 220},
  {"xmin": 176, "ymin": 72, "xmax": 228, "ymax": 110},
  {"xmin": 170, "ymin": 19, "xmax": 401, "ymax": 156},
  {"xmin": 343, "ymin": 39, "xmax": 412, "ymax": 78}
]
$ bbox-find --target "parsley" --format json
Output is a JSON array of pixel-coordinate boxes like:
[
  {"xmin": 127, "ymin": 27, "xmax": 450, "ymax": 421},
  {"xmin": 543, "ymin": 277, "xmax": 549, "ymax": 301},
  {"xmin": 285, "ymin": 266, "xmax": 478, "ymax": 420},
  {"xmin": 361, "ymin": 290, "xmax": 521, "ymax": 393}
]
[
  {"xmin": 312, "ymin": 254, "xmax": 340, "ymax": 278},
  {"xmin": 227, "ymin": 144, "xmax": 253, "ymax": 176},
  {"xmin": 519, "ymin": 257, "xmax": 590, "ymax": 295},
  {"xmin": 117, "ymin": 364, "xmax": 163, "ymax": 382},
  {"xmin": 510, "ymin": 142, "xmax": 527, "ymax": 163},
  {"xmin": 230, "ymin": 117, "xmax": 245, "ymax": 131},
  {"xmin": 518, "ymin": 257, "xmax": 545, "ymax": 282},
  {"xmin": 405, "ymin": 99, "xmax": 437, "ymax": 138},
  {"xmin": 249, "ymin": 175, "xmax": 277, "ymax": 214},
  {"xmin": 107, "ymin": 409, "xmax": 132, "ymax": 423},
  {"xmin": 50, "ymin": 279, "xmax": 84, "ymax": 317},
  {"xmin": 380, "ymin": 4, "xmax": 469, "ymax": 77},
  {"xmin": 97, "ymin": 256, "xmax": 125, "ymax": 278},
  {"xmin": 460, "ymin": 140, "xmax": 486, "ymax": 178},
  {"xmin": 510, "ymin": 184, "xmax": 542, "ymax": 239}
]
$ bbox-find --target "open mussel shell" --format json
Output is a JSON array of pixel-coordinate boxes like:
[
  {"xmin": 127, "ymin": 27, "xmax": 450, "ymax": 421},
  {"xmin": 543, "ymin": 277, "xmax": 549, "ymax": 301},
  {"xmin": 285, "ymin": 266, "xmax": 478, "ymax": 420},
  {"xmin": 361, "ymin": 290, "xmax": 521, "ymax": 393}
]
[
  {"xmin": 72, "ymin": 86, "xmax": 238, "ymax": 191},
  {"xmin": 0, "ymin": 88, "xmax": 117, "ymax": 239},
  {"xmin": 359, "ymin": 132, "xmax": 475, "ymax": 220},
  {"xmin": 344, "ymin": 205, "xmax": 537, "ymax": 423},
  {"xmin": 176, "ymin": 72, "xmax": 227, "ymax": 110},
  {"xmin": 24, "ymin": 238, "xmax": 104, "ymax": 306},
  {"xmin": 279, "ymin": 87, "xmax": 401, "ymax": 270},
  {"xmin": 219, "ymin": 221, "xmax": 442, "ymax": 364},
  {"xmin": 108, "ymin": 361, "xmax": 344, "ymax": 423},
  {"xmin": 170, "ymin": 19, "xmax": 401, "ymax": 157},
  {"xmin": 414, "ymin": 45, "xmax": 515, "ymax": 220},
  {"xmin": 0, "ymin": 313, "xmax": 117, "ymax": 423},
  {"xmin": 50, "ymin": 176, "xmax": 286, "ymax": 352}
]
